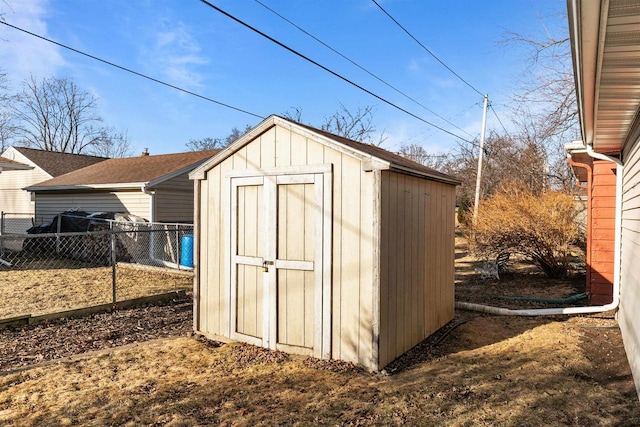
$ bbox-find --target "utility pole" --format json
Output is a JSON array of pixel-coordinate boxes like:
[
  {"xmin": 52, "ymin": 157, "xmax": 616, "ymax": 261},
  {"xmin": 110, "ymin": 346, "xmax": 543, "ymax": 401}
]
[{"xmin": 473, "ymin": 94, "xmax": 489, "ymax": 223}]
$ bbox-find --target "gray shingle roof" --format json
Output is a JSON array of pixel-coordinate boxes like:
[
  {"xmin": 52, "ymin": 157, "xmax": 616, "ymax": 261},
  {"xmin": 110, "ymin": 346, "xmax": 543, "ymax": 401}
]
[
  {"xmin": 14, "ymin": 147, "xmax": 108, "ymax": 177},
  {"xmin": 29, "ymin": 150, "xmax": 219, "ymax": 189}
]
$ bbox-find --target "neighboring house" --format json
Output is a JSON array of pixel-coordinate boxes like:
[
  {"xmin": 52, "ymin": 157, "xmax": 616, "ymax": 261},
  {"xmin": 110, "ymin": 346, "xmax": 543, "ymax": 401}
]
[
  {"xmin": 189, "ymin": 115, "xmax": 460, "ymax": 371},
  {"xmin": 0, "ymin": 146, "xmax": 108, "ymax": 215},
  {"xmin": 565, "ymin": 0, "xmax": 640, "ymax": 399},
  {"xmin": 26, "ymin": 149, "xmax": 219, "ymax": 224}
]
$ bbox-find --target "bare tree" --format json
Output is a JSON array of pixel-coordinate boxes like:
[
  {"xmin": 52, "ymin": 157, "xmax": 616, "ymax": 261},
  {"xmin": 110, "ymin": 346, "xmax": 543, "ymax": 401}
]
[
  {"xmin": 282, "ymin": 106, "xmax": 303, "ymax": 123},
  {"xmin": 398, "ymin": 143, "xmax": 451, "ymax": 170},
  {"xmin": 503, "ymin": 13, "xmax": 580, "ymax": 193},
  {"xmin": 88, "ymin": 129, "xmax": 134, "ymax": 158},
  {"xmin": 283, "ymin": 104, "xmax": 387, "ymax": 145},
  {"xmin": 11, "ymin": 76, "xmax": 131, "ymax": 155},
  {"xmin": 185, "ymin": 125, "xmax": 251, "ymax": 151},
  {"xmin": 0, "ymin": 69, "xmax": 14, "ymax": 152},
  {"xmin": 436, "ymin": 130, "xmax": 549, "ymax": 217},
  {"xmin": 321, "ymin": 104, "xmax": 387, "ymax": 144}
]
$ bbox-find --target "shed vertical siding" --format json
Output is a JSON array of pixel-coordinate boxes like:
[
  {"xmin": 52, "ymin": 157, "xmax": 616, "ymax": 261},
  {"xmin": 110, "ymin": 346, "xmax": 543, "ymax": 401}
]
[
  {"xmin": 197, "ymin": 124, "xmax": 376, "ymax": 367},
  {"xmin": 34, "ymin": 191, "xmax": 151, "ymax": 221},
  {"xmin": 621, "ymin": 137, "xmax": 640, "ymax": 397},
  {"xmin": 377, "ymin": 171, "xmax": 455, "ymax": 368}
]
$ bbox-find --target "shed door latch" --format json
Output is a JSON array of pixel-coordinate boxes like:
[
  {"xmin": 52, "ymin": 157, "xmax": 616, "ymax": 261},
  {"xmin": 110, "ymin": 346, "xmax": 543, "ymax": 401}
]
[{"xmin": 262, "ymin": 260, "xmax": 274, "ymax": 272}]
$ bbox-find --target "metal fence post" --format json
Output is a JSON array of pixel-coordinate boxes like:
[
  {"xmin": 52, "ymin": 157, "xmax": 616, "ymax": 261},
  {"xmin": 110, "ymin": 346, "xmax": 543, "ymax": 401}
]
[
  {"xmin": 111, "ymin": 222, "xmax": 117, "ymax": 305},
  {"xmin": 56, "ymin": 214, "xmax": 62, "ymax": 254},
  {"xmin": 0, "ymin": 212, "xmax": 4, "ymax": 257},
  {"xmin": 175, "ymin": 226, "xmax": 180, "ymax": 270}
]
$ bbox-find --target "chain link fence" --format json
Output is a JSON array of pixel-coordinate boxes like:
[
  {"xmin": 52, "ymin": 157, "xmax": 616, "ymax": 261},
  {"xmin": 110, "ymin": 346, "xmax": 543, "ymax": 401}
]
[
  {"xmin": 0, "ymin": 213, "xmax": 194, "ymax": 322},
  {"xmin": 0, "ymin": 212, "xmax": 46, "ymax": 235}
]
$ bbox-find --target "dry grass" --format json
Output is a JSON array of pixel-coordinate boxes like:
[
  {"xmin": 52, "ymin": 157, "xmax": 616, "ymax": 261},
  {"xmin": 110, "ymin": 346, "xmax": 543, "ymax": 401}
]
[
  {"xmin": 0, "ymin": 264, "xmax": 192, "ymax": 319},
  {"xmin": 0, "ymin": 235, "xmax": 637, "ymax": 425},
  {"xmin": 0, "ymin": 316, "xmax": 638, "ymax": 426}
]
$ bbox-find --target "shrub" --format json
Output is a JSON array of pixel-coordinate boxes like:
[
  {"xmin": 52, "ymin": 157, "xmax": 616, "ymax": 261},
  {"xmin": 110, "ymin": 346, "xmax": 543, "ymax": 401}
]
[{"xmin": 467, "ymin": 184, "xmax": 584, "ymax": 279}]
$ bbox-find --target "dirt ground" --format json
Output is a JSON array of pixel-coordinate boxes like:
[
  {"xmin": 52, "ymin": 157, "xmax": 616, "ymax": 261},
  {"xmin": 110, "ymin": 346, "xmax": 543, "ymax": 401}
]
[
  {"xmin": 0, "ymin": 237, "xmax": 638, "ymax": 425},
  {"xmin": 0, "ymin": 263, "xmax": 192, "ymax": 319}
]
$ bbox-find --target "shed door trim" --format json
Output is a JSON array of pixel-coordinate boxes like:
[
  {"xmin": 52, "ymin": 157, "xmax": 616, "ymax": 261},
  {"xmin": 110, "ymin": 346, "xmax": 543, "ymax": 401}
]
[
  {"xmin": 226, "ymin": 163, "xmax": 332, "ymax": 178},
  {"xmin": 229, "ymin": 176, "xmax": 266, "ymax": 347},
  {"xmin": 227, "ymin": 169, "xmax": 332, "ymax": 359}
]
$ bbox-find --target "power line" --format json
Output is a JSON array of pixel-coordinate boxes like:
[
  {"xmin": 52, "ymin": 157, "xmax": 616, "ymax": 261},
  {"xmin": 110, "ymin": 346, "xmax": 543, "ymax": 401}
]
[
  {"xmin": 490, "ymin": 104, "xmax": 511, "ymax": 138},
  {"xmin": 0, "ymin": 20, "xmax": 264, "ymax": 120},
  {"xmin": 199, "ymin": 0, "xmax": 474, "ymax": 144},
  {"xmin": 253, "ymin": 0, "xmax": 474, "ymax": 139},
  {"xmin": 385, "ymin": 100, "xmax": 483, "ymax": 151},
  {"xmin": 371, "ymin": 0, "xmax": 484, "ymax": 97}
]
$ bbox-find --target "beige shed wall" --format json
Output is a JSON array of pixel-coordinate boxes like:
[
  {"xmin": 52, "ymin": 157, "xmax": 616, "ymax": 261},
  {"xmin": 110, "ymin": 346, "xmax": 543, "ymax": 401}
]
[
  {"xmin": 378, "ymin": 170, "xmax": 456, "ymax": 368},
  {"xmin": 197, "ymin": 124, "xmax": 376, "ymax": 368},
  {"xmin": 621, "ymin": 137, "xmax": 640, "ymax": 398},
  {"xmin": 35, "ymin": 191, "xmax": 151, "ymax": 221},
  {"xmin": 154, "ymin": 173, "xmax": 195, "ymax": 223}
]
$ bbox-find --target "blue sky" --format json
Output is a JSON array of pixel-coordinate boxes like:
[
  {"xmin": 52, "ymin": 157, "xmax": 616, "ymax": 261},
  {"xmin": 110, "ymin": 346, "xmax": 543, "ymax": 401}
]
[{"xmin": 0, "ymin": 0, "xmax": 568, "ymax": 155}]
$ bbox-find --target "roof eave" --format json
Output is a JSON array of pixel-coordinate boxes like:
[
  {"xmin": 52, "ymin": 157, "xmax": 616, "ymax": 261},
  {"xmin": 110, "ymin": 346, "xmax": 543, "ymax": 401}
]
[
  {"xmin": 568, "ymin": 0, "xmax": 603, "ymax": 149},
  {"xmin": 189, "ymin": 115, "xmax": 459, "ymax": 184},
  {"xmin": 388, "ymin": 164, "xmax": 462, "ymax": 185},
  {"xmin": 147, "ymin": 158, "xmax": 212, "ymax": 188},
  {"xmin": 25, "ymin": 182, "xmax": 147, "ymax": 192},
  {"xmin": 0, "ymin": 163, "xmax": 33, "ymax": 171}
]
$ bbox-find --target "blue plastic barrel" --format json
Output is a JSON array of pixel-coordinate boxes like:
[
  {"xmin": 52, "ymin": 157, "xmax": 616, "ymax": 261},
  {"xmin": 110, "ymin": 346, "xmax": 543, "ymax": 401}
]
[{"xmin": 180, "ymin": 234, "xmax": 194, "ymax": 268}]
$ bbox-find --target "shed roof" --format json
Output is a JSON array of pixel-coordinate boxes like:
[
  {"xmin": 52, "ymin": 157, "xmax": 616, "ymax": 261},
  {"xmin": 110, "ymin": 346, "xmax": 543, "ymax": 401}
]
[
  {"xmin": 190, "ymin": 115, "xmax": 460, "ymax": 185},
  {"xmin": 13, "ymin": 147, "xmax": 108, "ymax": 177},
  {"xmin": 27, "ymin": 149, "xmax": 219, "ymax": 191}
]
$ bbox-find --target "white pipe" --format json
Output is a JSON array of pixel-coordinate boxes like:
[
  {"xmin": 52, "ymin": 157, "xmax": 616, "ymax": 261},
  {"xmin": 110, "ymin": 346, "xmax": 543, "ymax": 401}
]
[{"xmin": 457, "ymin": 140, "xmax": 623, "ymax": 316}]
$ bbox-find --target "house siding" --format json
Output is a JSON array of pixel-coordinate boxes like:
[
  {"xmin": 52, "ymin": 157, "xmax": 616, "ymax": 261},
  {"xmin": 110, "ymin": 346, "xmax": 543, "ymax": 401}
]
[
  {"xmin": 35, "ymin": 191, "xmax": 151, "ymax": 221},
  {"xmin": 0, "ymin": 149, "xmax": 50, "ymax": 217},
  {"xmin": 589, "ymin": 160, "xmax": 617, "ymax": 304},
  {"xmin": 621, "ymin": 136, "xmax": 640, "ymax": 398},
  {"xmin": 154, "ymin": 173, "xmax": 196, "ymax": 223}
]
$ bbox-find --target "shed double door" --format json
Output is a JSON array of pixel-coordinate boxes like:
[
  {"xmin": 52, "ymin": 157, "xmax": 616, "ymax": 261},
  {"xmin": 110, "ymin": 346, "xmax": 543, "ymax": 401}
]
[{"xmin": 230, "ymin": 170, "xmax": 331, "ymax": 359}]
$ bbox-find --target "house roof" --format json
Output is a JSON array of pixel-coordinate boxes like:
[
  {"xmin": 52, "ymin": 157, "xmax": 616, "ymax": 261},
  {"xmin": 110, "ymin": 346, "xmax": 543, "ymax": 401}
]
[
  {"xmin": 13, "ymin": 147, "xmax": 108, "ymax": 177},
  {"xmin": 191, "ymin": 115, "xmax": 460, "ymax": 185},
  {"xmin": 27, "ymin": 149, "xmax": 219, "ymax": 191},
  {"xmin": 568, "ymin": 0, "xmax": 640, "ymax": 155}
]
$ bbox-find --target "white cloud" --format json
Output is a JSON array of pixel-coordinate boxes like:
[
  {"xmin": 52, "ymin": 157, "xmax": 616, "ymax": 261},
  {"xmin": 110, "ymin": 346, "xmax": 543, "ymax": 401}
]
[
  {"xmin": 146, "ymin": 21, "xmax": 208, "ymax": 90},
  {"xmin": 0, "ymin": 0, "xmax": 65, "ymax": 87}
]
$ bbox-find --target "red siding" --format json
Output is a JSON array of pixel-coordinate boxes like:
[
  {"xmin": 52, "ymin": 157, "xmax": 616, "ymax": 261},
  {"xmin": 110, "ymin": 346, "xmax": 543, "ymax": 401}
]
[{"xmin": 588, "ymin": 160, "xmax": 616, "ymax": 304}]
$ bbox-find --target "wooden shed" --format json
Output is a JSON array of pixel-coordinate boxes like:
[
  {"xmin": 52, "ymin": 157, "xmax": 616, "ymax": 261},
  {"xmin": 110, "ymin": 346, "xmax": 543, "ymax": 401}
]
[{"xmin": 189, "ymin": 115, "xmax": 460, "ymax": 370}]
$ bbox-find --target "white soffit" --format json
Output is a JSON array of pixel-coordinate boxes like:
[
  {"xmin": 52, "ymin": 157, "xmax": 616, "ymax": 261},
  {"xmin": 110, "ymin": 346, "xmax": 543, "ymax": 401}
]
[{"xmin": 593, "ymin": 0, "xmax": 640, "ymax": 153}]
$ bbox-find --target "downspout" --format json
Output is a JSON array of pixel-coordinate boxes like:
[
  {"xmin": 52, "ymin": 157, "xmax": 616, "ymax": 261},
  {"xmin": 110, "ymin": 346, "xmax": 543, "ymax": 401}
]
[
  {"xmin": 141, "ymin": 184, "xmax": 182, "ymax": 270},
  {"xmin": 141, "ymin": 184, "xmax": 155, "ymax": 222},
  {"xmin": 567, "ymin": 156, "xmax": 592, "ymax": 288},
  {"xmin": 456, "ymin": 141, "xmax": 623, "ymax": 316}
]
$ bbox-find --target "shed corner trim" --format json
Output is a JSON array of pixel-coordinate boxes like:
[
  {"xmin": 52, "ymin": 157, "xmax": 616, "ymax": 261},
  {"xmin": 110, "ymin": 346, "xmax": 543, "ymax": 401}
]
[{"xmin": 362, "ymin": 159, "xmax": 390, "ymax": 172}]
